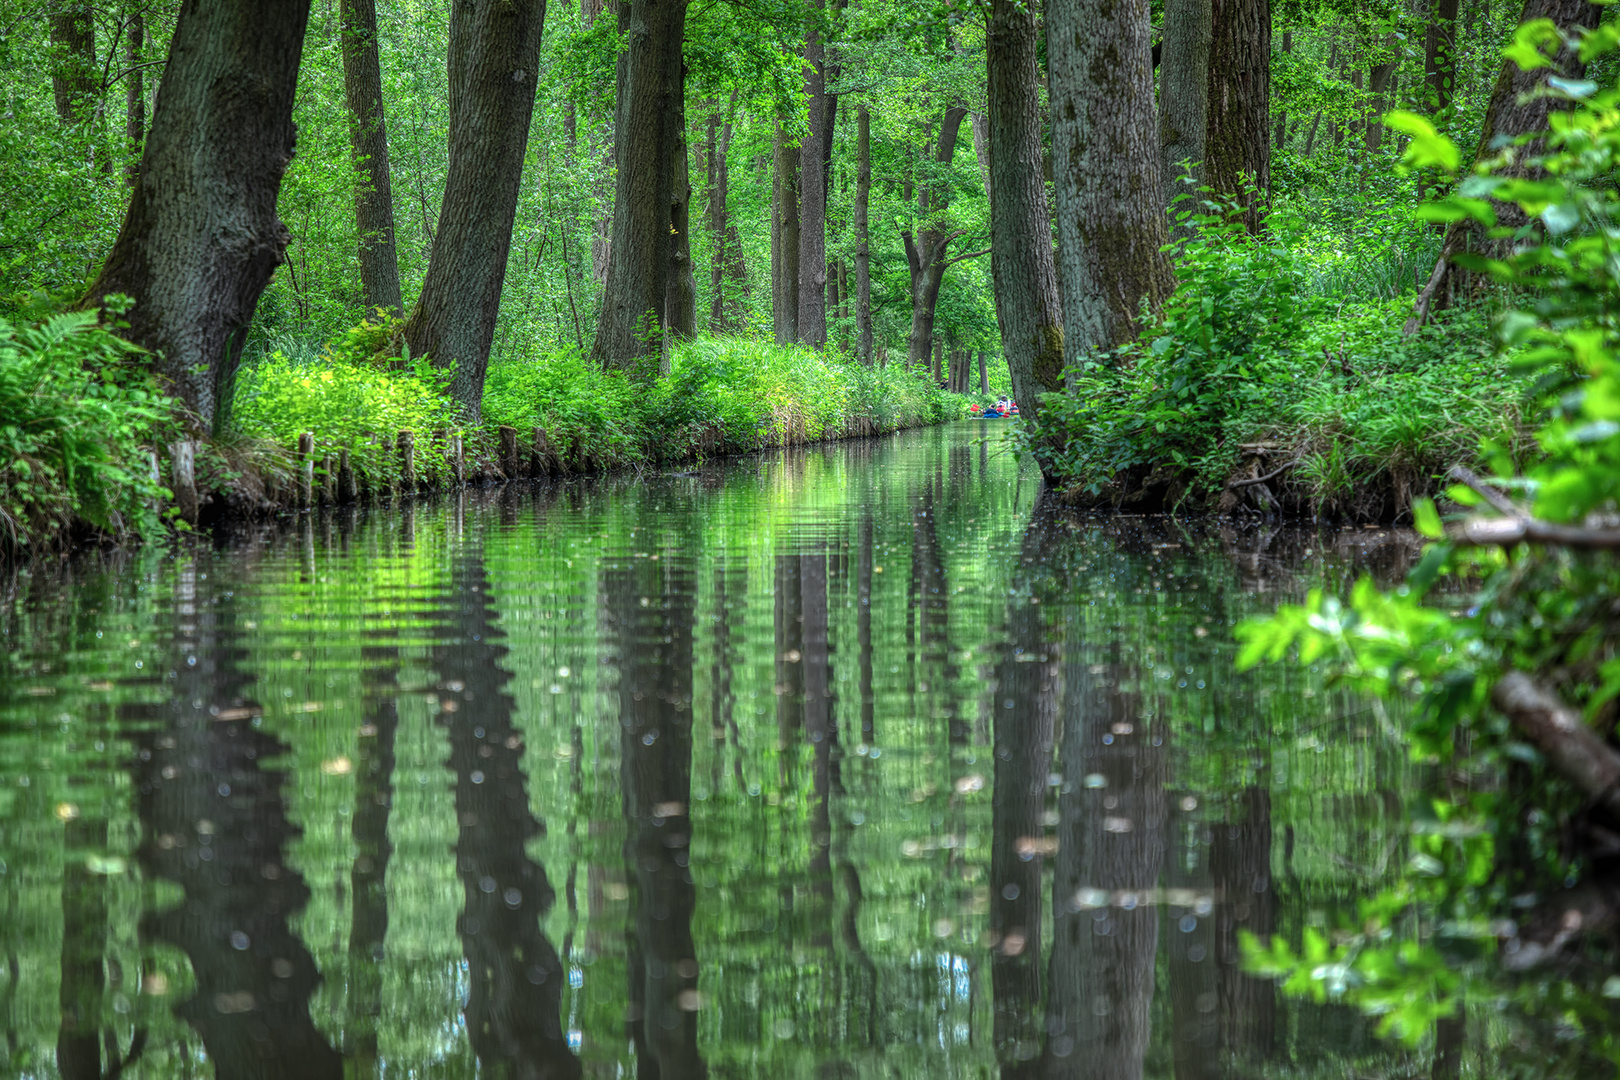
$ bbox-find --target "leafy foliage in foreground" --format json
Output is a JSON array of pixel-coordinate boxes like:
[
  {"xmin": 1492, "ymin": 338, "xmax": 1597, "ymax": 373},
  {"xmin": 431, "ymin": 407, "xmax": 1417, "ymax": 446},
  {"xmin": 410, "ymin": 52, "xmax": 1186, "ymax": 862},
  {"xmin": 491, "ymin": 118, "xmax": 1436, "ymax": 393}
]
[
  {"xmin": 1040, "ymin": 198, "xmax": 1527, "ymax": 519},
  {"xmin": 1237, "ymin": 18, "xmax": 1620, "ymax": 1059},
  {"xmin": 0, "ymin": 303, "xmax": 171, "ymax": 549}
]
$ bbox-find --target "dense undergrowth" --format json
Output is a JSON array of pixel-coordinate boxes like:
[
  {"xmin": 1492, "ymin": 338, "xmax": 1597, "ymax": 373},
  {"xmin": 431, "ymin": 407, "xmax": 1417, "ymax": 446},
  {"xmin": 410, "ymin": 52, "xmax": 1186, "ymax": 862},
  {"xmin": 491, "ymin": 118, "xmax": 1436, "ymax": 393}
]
[
  {"xmin": 0, "ymin": 317, "xmax": 969, "ymax": 551},
  {"xmin": 1041, "ymin": 196, "xmax": 1528, "ymax": 521}
]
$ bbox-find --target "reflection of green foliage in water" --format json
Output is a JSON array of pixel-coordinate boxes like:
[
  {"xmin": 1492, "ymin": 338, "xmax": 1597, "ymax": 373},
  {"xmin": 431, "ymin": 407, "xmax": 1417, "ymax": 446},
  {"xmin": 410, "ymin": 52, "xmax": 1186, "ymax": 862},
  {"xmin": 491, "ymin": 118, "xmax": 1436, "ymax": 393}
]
[{"xmin": 0, "ymin": 425, "xmax": 1577, "ymax": 1078}]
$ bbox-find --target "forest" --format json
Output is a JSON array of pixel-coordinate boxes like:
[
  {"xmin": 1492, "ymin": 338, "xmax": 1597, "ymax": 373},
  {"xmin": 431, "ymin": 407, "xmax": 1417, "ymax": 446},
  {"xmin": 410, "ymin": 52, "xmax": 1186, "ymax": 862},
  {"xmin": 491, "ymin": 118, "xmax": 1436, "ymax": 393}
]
[{"xmin": 5, "ymin": 0, "xmax": 1620, "ymax": 1076}]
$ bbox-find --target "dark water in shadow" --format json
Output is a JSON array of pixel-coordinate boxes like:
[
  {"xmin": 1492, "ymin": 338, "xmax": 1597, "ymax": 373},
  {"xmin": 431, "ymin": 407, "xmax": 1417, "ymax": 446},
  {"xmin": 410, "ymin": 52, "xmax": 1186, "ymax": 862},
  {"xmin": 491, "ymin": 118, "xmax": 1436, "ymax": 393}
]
[{"xmin": 0, "ymin": 422, "xmax": 1489, "ymax": 1078}]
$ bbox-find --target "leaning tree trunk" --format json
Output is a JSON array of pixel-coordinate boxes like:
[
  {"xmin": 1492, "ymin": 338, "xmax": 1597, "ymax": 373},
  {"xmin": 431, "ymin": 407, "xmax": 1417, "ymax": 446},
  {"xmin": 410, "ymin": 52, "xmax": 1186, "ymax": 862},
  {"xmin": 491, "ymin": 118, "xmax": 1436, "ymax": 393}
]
[
  {"xmin": 855, "ymin": 103, "xmax": 874, "ymax": 364},
  {"xmin": 341, "ymin": 0, "xmax": 404, "ymax": 317},
  {"xmin": 987, "ymin": 0, "xmax": 1064, "ymax": 456},
  {"xmin": 82, "ymin": 0, "xmax": 312, "ymax": 433},
  {"xmin": 772, "ymin": 120, "xmax": 801, "ymax": 346},
  {"xmin": 1405, "ymin": 0, "xmax": 1602, "ymax": 334},
  {"xmin": 1048, "ymin": 0, "xmax": 1172, "ymax": 373},
  {"xmin": 1204, "ymin": 0, "xmax": 1271, "ymax": 233},
  {"xmin": 49, "ymin": 3, "xmax": 96, "ymax": 123},
  {"xmin": 1365, "ymin": 35, "xmax": 1398, "ymax": 152},
  {"xmin": 404, "ymin": 0, "xmax": 545, "ymax": 416},
  {"xmin": 797, "ymin": 0, "xmax": 831, "ymax": 348},
  {"xmin": 1159, "ymin": 0, "xmax": 1211, "ymax": 231},
  {"xmin": 1425, "ymin": 0, "xmax": 1461, "ymax": 114}
]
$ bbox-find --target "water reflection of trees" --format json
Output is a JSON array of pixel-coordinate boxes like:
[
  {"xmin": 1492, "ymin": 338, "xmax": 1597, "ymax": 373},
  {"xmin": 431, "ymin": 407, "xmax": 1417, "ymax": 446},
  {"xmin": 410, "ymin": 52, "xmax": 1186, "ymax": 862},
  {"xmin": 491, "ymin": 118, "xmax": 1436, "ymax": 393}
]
[
  {"xmin": 432, "ymin": 546, "xmax": 580, "ymax": 1080},
  {"xmin": 129, "ymin": 562, "xmax": 342, "ymax": 1079}
]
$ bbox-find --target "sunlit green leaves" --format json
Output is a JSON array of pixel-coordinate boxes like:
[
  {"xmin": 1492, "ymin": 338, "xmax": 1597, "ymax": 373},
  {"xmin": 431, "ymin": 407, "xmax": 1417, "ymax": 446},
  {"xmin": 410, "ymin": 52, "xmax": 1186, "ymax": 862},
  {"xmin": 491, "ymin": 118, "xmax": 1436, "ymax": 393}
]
[{"xmin": 1385, "ymin": 110, "xmax": 1460, "ymax": 174}]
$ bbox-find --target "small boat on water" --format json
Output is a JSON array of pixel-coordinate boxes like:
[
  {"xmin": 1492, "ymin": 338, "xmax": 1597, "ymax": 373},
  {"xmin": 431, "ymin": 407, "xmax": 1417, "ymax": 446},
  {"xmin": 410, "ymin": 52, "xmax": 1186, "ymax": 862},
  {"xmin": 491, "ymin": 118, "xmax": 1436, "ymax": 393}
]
[{"xmin": 972, "ymin": 401, "xmax": 1019, "ymax": 419}]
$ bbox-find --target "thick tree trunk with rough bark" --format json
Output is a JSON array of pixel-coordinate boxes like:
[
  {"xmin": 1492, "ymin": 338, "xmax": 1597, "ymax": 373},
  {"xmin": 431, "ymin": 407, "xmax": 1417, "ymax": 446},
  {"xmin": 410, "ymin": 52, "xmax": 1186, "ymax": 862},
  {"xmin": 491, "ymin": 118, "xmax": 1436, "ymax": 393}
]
[
  {"xmin": 591, "ymin": 0, "xmax": 687, "ymax": 370},
  {"xmin": 772, "ymin": 121, "xmax": 800, "ymax": 345},
  {"xmin": 1425, "ymin": 0, "xmax": 1461, "ymax": 114},
  {"xmin": 1049, "ymin": 0, "xmax": 1172, "ymax": 372},
  {"xmin": 705, "ymin": 102, "xmax": 749, "ymax": 333},
  {"xmin": 855, "ymin": 104, "xmax": 873, "ymax": 364},
  {"xmin": 1366, "ymin": 36, "xmax": 1398, "ymax": 152},
  {"xmin": 1406, "ymin": 0, "xmax": 1601, "ymax": 333},
  {"xmin": 797, "ymin": 0, "xmax": 830, "ymax": 348},
  {"xmin": 49, "ymin": 3, "xmax": 96, "ymax": 122},
  {"xmin": 341, "ymin": 0, "xmax": 403, "ymax": 316},
  {"xmin": 987, "ymin": 0, "xmax": 1063, "ymax": 456},
  {"xmin": 1204, "ymin": 0, "xmax": 1270, "ymax": 232},
  {"xmin": 405, "ymin": 0, "xmax": 545, "ymax": 415},
  {"xmin": 1159, "ymin": 0, "xmax": 1211, "ymax": 223},
  {"xmin": 83, "ymin": 0, "xmax": 311, "ymax": 432}
]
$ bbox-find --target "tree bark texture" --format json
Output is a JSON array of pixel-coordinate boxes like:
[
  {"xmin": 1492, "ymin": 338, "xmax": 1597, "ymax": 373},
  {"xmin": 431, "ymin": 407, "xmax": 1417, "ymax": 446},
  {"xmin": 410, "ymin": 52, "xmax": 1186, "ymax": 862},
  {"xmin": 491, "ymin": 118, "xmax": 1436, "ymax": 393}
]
[
  {"xmin": 83, "ymin": 0, "xmax": 312, "ymax": 432},
  {"xmin": 404, "ymin": 0, "xmax": 545, "ymax": 415},
  {"xmin": 124, "ymin": 8, "xmax": 145, "ymax": 184},
  {"xmin": 1366, "ymin": 36, "xmax": 1398, "ymax": 152},
  {"xmin": 855, "ymin": 103, "xmax": 874, "ymax": 364},
  {"xmin": 592, "ymin": 0, "xmax": 689, "ymax": 369},
  {"xmin": 49, "ymin": 3, "xmax": 96, "ymax": 122},
  {"xmin": 1406, "ymin": 0, "xmax": 1602, "ymax": 332},
  {"xmin": 665, "ymin": 100, "xmax": 697, "ymax": 359},
  {"xmin": 903, "ymin": 106, "xmax": 969, "ymax": 368},
  {"xmin": 706, "ymin": 99, "xmax": 749, "ymax": 333},
  {"xmin": 987, "ymin": 0, "xmax": 1065, "ymax": 451},
  {"xmin": 1425, "ymin": 0, "xmax": 1461, "ymax": 114},
  {"xmin": 1048, "ymin": 0, "xmax": 1172, "ymax": 372},
  {"xmin": 772, "ymin": 120, "xmax": 801, "ymax": 346},
  {"xmin": 340, "ymin": 0, "xmax": 404, "ymax": 316},
  {"xmin": 1159, "ymin": 0, "xmax": 1211, "ymax": 223},
  {"xmin": 1204, "ymin": 0, "xmax": 1271, "ymax": 232},
  {"xmin": 797, "ymin": 0, "xmax": 831, "ymax": 348}
]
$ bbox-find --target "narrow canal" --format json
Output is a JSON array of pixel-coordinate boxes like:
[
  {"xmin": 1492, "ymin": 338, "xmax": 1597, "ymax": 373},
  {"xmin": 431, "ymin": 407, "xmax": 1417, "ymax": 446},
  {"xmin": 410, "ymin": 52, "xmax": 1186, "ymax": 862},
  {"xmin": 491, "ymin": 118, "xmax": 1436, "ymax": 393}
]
[{"xmin": 0, "ymin": 422, "xmax": 1497, "ymax": 1077}]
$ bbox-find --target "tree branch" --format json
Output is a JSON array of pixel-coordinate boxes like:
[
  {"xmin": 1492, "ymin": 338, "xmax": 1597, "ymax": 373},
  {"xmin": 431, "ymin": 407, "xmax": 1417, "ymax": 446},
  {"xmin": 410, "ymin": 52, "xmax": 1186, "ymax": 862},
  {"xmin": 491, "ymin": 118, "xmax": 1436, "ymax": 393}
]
[
  {"xmin": 1229, "ymin": 459, "xmax": 1297, "ymax": 489},
  {"xmin": 1443, "ymin": 466, "xmax": 1620, "ymax": 549},
  {"xmin": 1491, "ymin": 672, "xmax": 1620, "ymax": 820},
  {"xmin": 1448, "ymin": 465, "xmax": 1524, "ymax": 518},
  {"xmin": 941, "ymin": 245, "xmax": 991, "ymax": 268}
]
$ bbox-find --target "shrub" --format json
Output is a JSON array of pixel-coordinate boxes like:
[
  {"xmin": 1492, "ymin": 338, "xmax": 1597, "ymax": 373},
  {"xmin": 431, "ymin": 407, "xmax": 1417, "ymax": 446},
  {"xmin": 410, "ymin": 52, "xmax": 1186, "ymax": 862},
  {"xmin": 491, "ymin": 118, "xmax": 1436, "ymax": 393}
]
[
  {"xmin": 0, "ymin": 304, "xmax": 172, "ymax": 548},
  {"xmin": 233, "ymin": 328, "xmax": 456, "ymax": 486}
]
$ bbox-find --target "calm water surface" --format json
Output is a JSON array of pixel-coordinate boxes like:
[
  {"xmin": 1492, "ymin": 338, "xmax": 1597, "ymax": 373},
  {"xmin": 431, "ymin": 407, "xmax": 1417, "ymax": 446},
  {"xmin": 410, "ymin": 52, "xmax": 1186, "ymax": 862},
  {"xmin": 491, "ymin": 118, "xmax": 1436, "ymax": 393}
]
[{"xmin": 0, "ymin": 423, "xmax": 1491, "ymax": 1078}]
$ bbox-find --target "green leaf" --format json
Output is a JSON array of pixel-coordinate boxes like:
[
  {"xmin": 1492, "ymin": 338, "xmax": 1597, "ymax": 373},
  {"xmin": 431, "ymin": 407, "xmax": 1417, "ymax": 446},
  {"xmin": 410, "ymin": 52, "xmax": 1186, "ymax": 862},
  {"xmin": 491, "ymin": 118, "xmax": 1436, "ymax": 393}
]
[
  {"xmin": 1385, "ymin": 110, "xmax": 1461, "ymax": 173},
  {"xmin": 1412, "ymin": 498, "xmax": 1443, "ymax": 539}
]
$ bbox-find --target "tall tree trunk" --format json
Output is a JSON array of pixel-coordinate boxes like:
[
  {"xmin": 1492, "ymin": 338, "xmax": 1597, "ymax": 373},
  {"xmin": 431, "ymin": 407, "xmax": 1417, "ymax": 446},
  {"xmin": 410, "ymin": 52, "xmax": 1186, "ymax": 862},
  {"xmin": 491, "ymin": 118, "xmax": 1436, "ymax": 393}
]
[
  {"xmin": 1049, "ymin": 0, "xmax": 1172, "ymax": 372},
  {"xmin": 83, "ymin": 0, "xmax": 311, "ymax": 432},
  {"xmin": 341, "ymin": 0, "xmax": 404, "ymax": 316},
  {"xmin": 798, "ymin": 0, "xmax": 831, "ymax": 348},
  {"xmin": 978, "ymin": 349, "xmax": 988, "ymax": 393},
  {"xmin": 1159, "ymin": 0, "xmax": 1211, "ymax": 224},
  {"xmin": 903, "ymin": 106, "xmax": 973, "ymax": 368},
  {"xmin": 404, "ymin": 0, "xmax": 545, "ymax": 415},
  {"xmin": 591, "ymin": 0, "xmax": 688, "ymax": 370},
  {"xmin": 772, "ymin": 120, "xmax": 801, "ymax": 346},
  {"xmin": 665, "ymin": 102, "xmax": 697, "ymax": 361},
  {"xmin": 1366, "ymin": 36, "xmax": 1398, "ymax": 152},
  {"xmin": 1204, "ymin": 0, "xmax": 1271, "ymax": 232},
  {"xmin": 987, "ymin": 0, "xmax": 1064, "ymax": 454},
  {"xmin": 49, "ymin": 3, "xmax": 96, "ymax": 122},
  {"xmin": 1405, "ymin": 0, "xmax": 1602, "ymax": 333},
  {"xmin": 1425, "ymin": 0, "xmax": 1461, "ymax": 114},
  {"xmin": 1275, "ymin": 30, "xmax": 1291, "ymax": 149},
  {"xmin": 706, "ymin": 105, "xmax": 728, "ymax": 332},
  {"xmin": 855, "ymin": 104, "xmax": 874, "ymax": 364},
  {"xmin": 123, "ymin": 8, "xmax": 144, "ymax": 185}
]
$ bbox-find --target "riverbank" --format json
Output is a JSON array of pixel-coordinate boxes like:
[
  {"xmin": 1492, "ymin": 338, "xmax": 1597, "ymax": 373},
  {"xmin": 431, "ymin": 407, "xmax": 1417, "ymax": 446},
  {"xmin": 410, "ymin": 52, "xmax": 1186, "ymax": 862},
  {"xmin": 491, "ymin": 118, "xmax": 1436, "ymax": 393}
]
[
  {"xmin": 1040, "ymin": 202, "xmax": 1533, "ymax": 523},
  {"xmin": 0, "ymin": 318, "xmax": 976, "ymax": 553}
]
